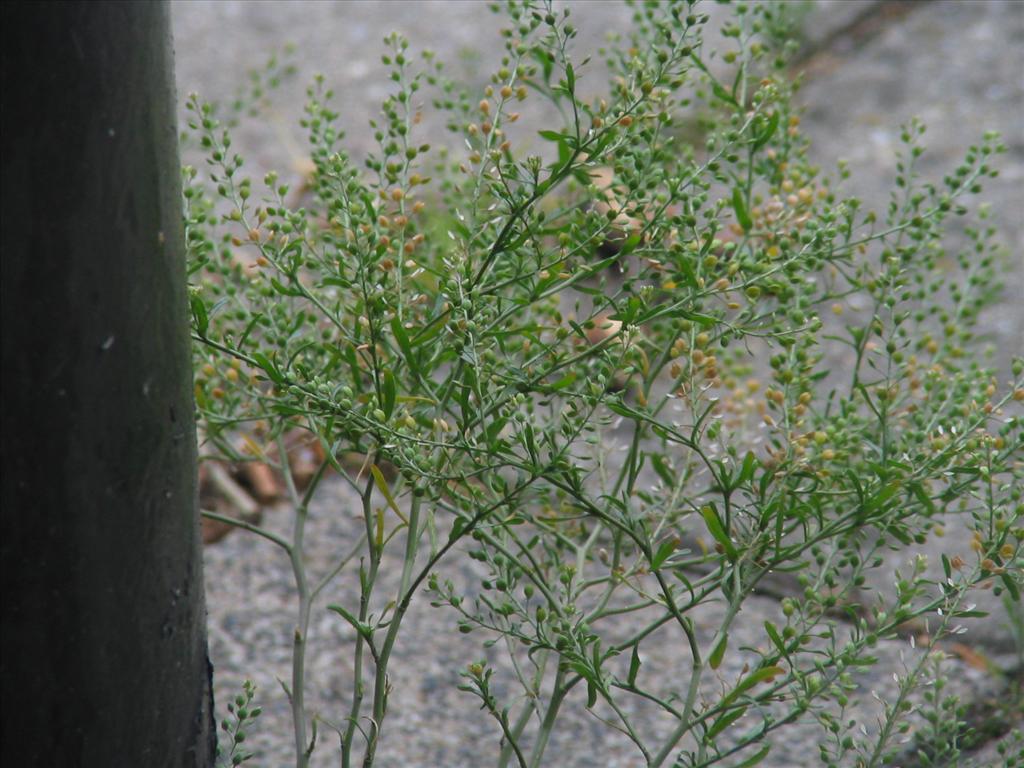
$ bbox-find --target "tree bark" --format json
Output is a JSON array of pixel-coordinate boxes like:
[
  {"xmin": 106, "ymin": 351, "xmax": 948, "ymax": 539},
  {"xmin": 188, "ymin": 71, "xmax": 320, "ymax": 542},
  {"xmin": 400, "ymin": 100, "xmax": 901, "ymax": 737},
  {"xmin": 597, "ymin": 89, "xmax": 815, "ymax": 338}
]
[{"xmin": 1, "ymin": 2, "xmax": 215, "ymax": 766}]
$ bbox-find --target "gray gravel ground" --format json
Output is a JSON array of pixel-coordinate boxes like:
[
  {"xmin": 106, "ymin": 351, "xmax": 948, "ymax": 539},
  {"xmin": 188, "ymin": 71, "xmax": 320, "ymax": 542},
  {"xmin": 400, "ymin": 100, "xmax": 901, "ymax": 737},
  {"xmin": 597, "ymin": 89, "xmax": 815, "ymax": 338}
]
[{"xmin": 172, "ymin": 1, "xmax": 1023, "ymax": 766}]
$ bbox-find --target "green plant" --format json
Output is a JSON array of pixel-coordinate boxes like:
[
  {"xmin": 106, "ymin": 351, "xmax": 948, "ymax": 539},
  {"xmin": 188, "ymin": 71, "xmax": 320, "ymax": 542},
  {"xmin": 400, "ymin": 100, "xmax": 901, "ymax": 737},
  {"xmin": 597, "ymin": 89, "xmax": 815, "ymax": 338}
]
[
  {"xmin": 216, "ymin": 680, "xmax": 262, "ymax": 767},
  {"xmin": 961, "ymin": 726, "xmax": 1024, "ymax": 768},
  {"xmin": 1003, "ymin": 589, "xmax": 1024, "ymax": 670},
  {"xmin": 185, "ymin": 1, "xmax": 1023, "ymax": 766}
]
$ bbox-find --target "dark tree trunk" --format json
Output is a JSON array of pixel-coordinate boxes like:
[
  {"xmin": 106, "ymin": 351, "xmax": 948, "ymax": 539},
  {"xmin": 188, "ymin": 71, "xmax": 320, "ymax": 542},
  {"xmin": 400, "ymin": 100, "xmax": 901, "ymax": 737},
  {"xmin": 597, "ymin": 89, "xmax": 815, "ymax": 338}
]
[{"xmin": 1, "ymin": 2, "xmax": 215, "ymax": 766}]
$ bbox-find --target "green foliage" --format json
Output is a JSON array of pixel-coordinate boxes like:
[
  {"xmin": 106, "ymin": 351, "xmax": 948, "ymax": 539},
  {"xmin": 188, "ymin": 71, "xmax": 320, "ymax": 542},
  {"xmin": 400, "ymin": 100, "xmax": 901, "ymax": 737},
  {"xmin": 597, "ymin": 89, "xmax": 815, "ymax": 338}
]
[
  {"xmin": 216, "ymin": 680, "xmax": 262, "ymax": 767},
  {"xmin": 185, "ymin": 1, "xmax": 1023, "ymax": 766}
]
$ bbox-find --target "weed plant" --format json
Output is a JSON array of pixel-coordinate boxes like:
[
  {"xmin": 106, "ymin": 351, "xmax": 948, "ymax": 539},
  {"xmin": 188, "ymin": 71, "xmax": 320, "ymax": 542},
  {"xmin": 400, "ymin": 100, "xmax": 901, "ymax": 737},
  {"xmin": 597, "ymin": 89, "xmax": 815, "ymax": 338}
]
[{"xmin": 185, "ymin": 2, "xmax": 1023, "ymax": 766}]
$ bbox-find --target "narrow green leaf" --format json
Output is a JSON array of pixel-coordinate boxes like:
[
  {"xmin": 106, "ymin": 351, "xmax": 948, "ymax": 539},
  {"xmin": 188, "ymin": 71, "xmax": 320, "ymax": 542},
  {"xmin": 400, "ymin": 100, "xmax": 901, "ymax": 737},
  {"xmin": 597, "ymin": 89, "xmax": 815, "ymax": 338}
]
[
  {"xmin": 616, "ymin": 232, "xmax": 643, "ymax": 256},
  {"xmin": 909, "ymin": 481, "xmax": 937, "ymax": 515},
  {"xmin": 390, "ymin": 317, "xmax": 416, "ymax": 371},
  {"xmin": 572, "ymin": 167, "xmax": 594, "ymax": 186},
  {"xmin": 640, "ymin": 305, "xmax": 717, "ymax": 326},
  {"xmin": 948, "ymin": 466, "xmax": 982, "ymax": 476},
  {"xmin": 709, "ymin": 632, "xmax": 728, "ymax": 670},
  {"xmin": 627, "ymin": 647, "xmax": 641, "ymax": 686},
  {"xmin": 576, "ymin": 254, "xmax": 620, "ymax": 279},
  {"xmin": 251, "ymin": 352, "xmax": 284, "ymax": 385},
  {"xmin": 711, "ymin": 78, "xmax": 739, "ymax": 107},
  {"xmin": 327, "ymin": 604, "xmax": 373, "ymax": 640},
  {"xmin": 607, "ymin": 400, "xmax": 639, "ymax": 420},
  {"xmin": 953, "ymin": 609, "xmax": 989, "ymax": 618},
  {"xmin": 865, "ymin": 482, "xmax": 901, "ymax": 514},
  {"xmin": 1000, "ymin": 574, "xmax": 1021, "ymax": 602},
  {"xmin": 459, "ymin": 368, "xmax": 475, "ymax": 422},
  {"xmin": 236, "ymin": 312, "xmax": 263, "ymax": 350},
  {"xmin": 319, "ymin": 276, "xmax": 350, "ymax": 288},
  {"xmin": 691, "ymin": 400, "xmax": 718, "ymax": 443},
  {"xmin": 687, "ymin": 50, "xmax": 739, "ymax": 107},
  {"xmin": 721, "ymin": 666, "xmax": 785, "ymax": 708},
  {"xmin": 651, "ymin": 538, "xmax": 677, "ymax": 569},
  {"xmin": 751, "ymin": 110, "xmax": 780, "ymax": 151},
  {"xmin": 522, "ymin": 422, "xmax": 539, "ymax": 464},
  {"xmin": 650, "ymin": 454, "xmax": 676, "ymax": 488},
  {"xmin": 555, "ymin": 137, "xmax": 573, "ymax": 167},
  {"xmin": 535, "ymin": 47, "xmax": 554, "ymax": 83},
  {"xmin": 676, "ymin": 254, "xmax": 699, "ymax": 288},
  {"xmin": 855, "ymin": 382, "xmax": 883, "ymax": 420},
  {"xmin": 411, "ymin": 317, "xmax": 445, "ymax": 347},
  {"xmin": 270, "ymin": 277, "xmax": 301, "ymax": 297},
  {"xmin": 190, "ymin": 294, "xmax": 208, "ymax": 337},
  {"xmin": 381, "ymin": 369, "xmax": 397, "ymax": 418},
  {"xmin": 848, "ymin": 655, "xmax": 879, "ymax": 667},
  {"xmin": 538, "ymin": 129, "xmax": 571, "ymax": 143},
  {"xmin": 567, "ymin": 319, "xmax": 587, "ymax": 339},
  {"xmin": 448, "ymin": 516, "xmax": 467, "ymax": 543},
  {"xmin": 568, "ymin": 662, "xmax": 590, "ymax": 679},
  {"xmin": 732, "ymin": 743, "xmax": 771, "ymax": 768},
  {"xmin": 370, "ymin": 464, "xmax": 408, "ymax": 524},
  {"xmin": 714, "ymin": 458, "xmax": 733, "ymax": 494},
  {"xmin": 701, "ymin": 505, "xmax": 738, "ymax": 560},
  {"xmin": 485, "ymin": 414, "xmax": 511, "ymax": 444},
  {"xmin": 608, "ymin": 296, "xmax": 642, "ymax": 325},
  {"xmin": 731, "ymin": 62, "xmax": 744, "ymax": 101},
  {"xmin": 732, "ymin": 188, "xmax": 752, "ymax": 233},
  {"xmin": 707, "ymin": 704, "xmax": 746, "ymax": 739},
  {"xmin": 549, "ymin": 371, "xmax": 577, "ymax": 390},
  {"xmin": 427, "ymin": 511, "xmax": 438, "ymax": 558},
  {"xmin": 888, "ymin": 526, "xmax": 913, "ymax": 545},
  {"xmin": 738, "ymin": 451, "xmax": 758, "ymax": 485}
]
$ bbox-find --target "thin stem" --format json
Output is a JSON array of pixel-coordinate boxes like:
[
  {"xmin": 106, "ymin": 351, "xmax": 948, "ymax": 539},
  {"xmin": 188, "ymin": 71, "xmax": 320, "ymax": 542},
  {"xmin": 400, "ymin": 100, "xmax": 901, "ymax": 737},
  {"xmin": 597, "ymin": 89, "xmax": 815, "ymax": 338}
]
[
  {"xmin": 360, "ymin": 496, "xmax": 423, "ymax": 766},
  {"xmin": 199, "ymin": 509, "xmax": 291, "ymax": 551},
  {"xmin": 277, "ymin": 431, "xmax": 312, "ymax": 768},
  {"xmin": 497, "ymin": 650, "xmax": 549, "ymax": 768},
  {"xmin": 527, "ymin": 666, "xmax": 569, "ymax": 768},
  {"xmin": 342, "ymin": 474, "xmax": 378, "ymax": 768},
  {"xmin": 311, "ymin": 531, "xmax": 368, "ymax": 602}
]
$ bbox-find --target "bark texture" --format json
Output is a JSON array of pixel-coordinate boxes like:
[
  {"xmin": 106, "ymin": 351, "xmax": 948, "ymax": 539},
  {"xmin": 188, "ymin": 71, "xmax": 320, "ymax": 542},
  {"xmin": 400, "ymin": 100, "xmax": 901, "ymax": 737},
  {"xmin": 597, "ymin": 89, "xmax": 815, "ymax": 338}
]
[{"xmin": 1, "ymin": 2, "xmax": 215, "ymax": 765}]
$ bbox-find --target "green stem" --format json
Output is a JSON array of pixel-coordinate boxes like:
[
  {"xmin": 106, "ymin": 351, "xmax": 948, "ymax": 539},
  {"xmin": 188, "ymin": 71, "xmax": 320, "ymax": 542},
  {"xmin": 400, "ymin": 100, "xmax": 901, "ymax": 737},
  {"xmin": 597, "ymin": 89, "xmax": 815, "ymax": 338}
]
[
  {"xmin": 277, "ymin": 432, "xmax": 312, "ymax": 768},
  {"xmin": 497, "ymin": 649, "xmax": 548, "ymax": 768},
  {"xmin": 342, "ymin": 474, "xmax": 379, "ymax": 768},
  {"xmin": 527, "ymin": 667, "xmax": 569, "ymax": 768},
  {"xmin": 199, "ymin": 509, "xmax": 290, "ymax": 551},
  {"xmin": 361, "ymin": 496, "xmax": 423, "ymax": 766}
]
